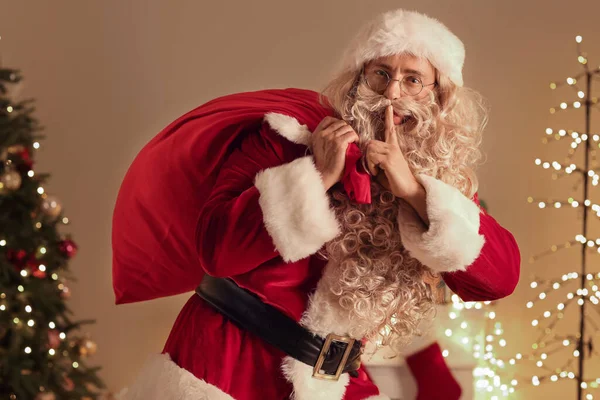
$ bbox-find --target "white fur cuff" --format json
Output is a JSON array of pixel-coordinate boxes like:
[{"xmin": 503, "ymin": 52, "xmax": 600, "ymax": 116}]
[
  {"xmin": 116, "ymin": 353, "xmax": 235, "ymax": 400},
  {"xmin": 364, "ymin": 395, "xmax": 391, "ymax": 400},
  {"xmin": 255, "ymin": 156, "xmax": 340, "ymax": 262},
  {"xmin": 397, "ymin": 174, "xmax": 485, "ymax": 272}
]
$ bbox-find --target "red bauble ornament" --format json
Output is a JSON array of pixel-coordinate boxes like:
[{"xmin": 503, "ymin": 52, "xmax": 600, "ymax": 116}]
[
  {"xmin": 6, "ymin": 249, "xmax": 28, "ymax": 268},
  {"xmin": 32, "ymin": 268, "xmax": 47, "ymax": 279},
  {"xmin": 58, "ymin": 240, "xmax": 78, "ymax": 258},
  {"xmin": 20, "ymin": 148, "xmax": 33, "ymax": 169}
]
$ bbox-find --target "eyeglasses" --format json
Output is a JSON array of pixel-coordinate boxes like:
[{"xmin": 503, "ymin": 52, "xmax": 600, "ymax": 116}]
[{"xmin": 363, "ymin": 69, "xmax": 436, "ymax": 96}]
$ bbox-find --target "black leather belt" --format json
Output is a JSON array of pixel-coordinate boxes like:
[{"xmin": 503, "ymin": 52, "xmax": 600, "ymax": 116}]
[{"xmin": 195, "ymin": 274, "xmax": 363, "ymax": 380}]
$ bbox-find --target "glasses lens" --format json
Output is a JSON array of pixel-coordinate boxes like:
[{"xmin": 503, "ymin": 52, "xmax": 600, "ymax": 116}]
[
  {"xmin": 402, "ymin": 76, "xmax": 424, "ymax": 96},
  {"xmin": 365, "ymin": 70, "xmax": 389, "ymax": 93}
]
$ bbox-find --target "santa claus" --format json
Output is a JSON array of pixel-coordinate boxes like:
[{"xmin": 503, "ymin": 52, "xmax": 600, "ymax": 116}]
[{"xmin": 112, "ymin": 8, "xmax": 520, "ymax": 400}]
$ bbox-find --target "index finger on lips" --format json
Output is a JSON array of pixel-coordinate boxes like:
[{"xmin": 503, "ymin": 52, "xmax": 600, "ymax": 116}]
[{"xmin": 384, "ymin": 105, "xmax": 399, "ymax": 145}]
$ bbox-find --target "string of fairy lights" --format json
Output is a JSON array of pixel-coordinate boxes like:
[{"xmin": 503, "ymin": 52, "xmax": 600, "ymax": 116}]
[
  {"xmin": 437, "ymin": 34, "xmax": 600, "ymax": 400},
  {"xmin": 0, "ymin": 137, "xmax": 82, "ymax": 366},
  {"xmin": 520, "ymin": 33, "xmax": 600, "ymax": 400},
  {"xmin": 441, "ymin": 296, "xmax": 517, "ymax": 399}
]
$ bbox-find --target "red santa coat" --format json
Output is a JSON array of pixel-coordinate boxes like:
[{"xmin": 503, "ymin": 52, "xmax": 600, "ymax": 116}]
[{"xmin": 113, "ymin": 89, "xmax": 520, "ymax": 400}]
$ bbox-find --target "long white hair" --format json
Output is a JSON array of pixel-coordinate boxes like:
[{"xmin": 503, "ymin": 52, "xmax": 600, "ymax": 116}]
[{"xmin": 318, "ymin": 65, "xmax": 488, "ymax": 351}]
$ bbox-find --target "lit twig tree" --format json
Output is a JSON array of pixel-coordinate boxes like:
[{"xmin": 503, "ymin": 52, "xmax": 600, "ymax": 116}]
[{"xmin": 523, "ymin": 35, "xmax": 600, "ymax": 400}]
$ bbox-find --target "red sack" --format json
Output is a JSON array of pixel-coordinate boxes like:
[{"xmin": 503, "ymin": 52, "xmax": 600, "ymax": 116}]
[{"xmin": 111, "ymin": 88, "xmax": 331, "ymax": 304}]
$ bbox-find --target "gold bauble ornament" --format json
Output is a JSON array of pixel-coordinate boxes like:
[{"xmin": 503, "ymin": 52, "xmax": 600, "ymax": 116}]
[
  {"xmin": 35, "ymin": 392, "xmax": 56, "ymax": 400},
  {"xmin": 79, "ymin": 338, "xmax": 98, "ymax": 357},
  {"xmin": 7, "ymin": 145, "xmax": 25, "ymax": 155},
  {"xmin": 1, "ymin": 169, "xmax": 22, "ymax": 191},
  {"xmin": 41, "ymin": 196, "xmax": 62, "ymax": 219}
]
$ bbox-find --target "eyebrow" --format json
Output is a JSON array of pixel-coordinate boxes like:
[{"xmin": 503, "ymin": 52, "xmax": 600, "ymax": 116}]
[{"xmin": 372, "ymin": 63, "xmax": 424, "ymax": 77}]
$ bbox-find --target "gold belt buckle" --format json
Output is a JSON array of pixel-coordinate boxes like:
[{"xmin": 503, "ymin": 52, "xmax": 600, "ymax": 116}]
[{"xmin": 312, "ymin": 333, "xmax": 356, "ymax": 381}]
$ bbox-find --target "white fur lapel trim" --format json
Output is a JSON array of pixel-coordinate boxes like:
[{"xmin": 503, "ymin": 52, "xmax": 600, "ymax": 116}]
[
  {"xmin": 264, "ymin": 112, "xmax": 312, "ymax": 146},
  {"xmin": 281, "ymin": 356, "xmax": 350, "ymax": 400},
  {"xmin": 115, "ymin": 353, "xmax": 236, "ymax": 400}
]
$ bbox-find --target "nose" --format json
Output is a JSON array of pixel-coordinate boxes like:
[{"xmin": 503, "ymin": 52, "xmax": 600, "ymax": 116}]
[{"xmin": 384, "ymin": 79, "xmax": 402, "ymax": 101}]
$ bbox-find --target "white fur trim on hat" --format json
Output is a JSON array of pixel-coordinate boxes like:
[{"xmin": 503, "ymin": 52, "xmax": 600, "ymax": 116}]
[
  {"xmin": 341, "ymin": 9, "xmax": 465, "ymax": 86},
  {"xmin": 254, "ymin": 155, "xmax": 341, "ymax": 263},
  {"xmin": 397, "ymin": 174, "xmax": 484, "ymax": 272},
  {"xmin": 115, "ymin": 353, "xmax": 236, "ymax": 400}
]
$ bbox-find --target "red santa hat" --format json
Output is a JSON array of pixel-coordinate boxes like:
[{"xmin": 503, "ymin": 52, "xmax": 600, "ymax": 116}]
[{"xmin": 339, "ymin": 9, "xmax": 465, "ymax": 87}]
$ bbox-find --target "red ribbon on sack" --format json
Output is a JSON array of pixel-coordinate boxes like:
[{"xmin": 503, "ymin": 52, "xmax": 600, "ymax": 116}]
[{"xmin": 341, "ymin": 142, "xmax": 372, "ymax": 204}]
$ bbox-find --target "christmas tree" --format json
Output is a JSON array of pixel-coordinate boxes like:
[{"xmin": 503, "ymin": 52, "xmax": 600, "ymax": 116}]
[{"xmin": 0, "ymin": 66, "xmax": 105, "ymax": 399}]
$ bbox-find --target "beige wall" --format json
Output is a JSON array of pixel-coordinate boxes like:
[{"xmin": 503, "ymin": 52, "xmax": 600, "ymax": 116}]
[{"xmin": 2, "ymin": 0, "xmax": 600, "ymax": 398}]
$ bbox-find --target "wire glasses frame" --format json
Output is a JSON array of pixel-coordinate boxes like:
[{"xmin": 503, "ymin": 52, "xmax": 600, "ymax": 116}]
[{"xmin": 362, "ymin": 68, "xmax": 436, "ymax": 96}]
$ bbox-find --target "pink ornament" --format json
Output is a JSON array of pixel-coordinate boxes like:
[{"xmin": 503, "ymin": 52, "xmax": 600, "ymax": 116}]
[
  {"xmin": 35, "ymin": 392, "xmax": 56, "ymax": 400},
  {"xmin": 47, "ymin": 329, "xmax": 60, "ymax": 349},
  {"xmin": 63, "ymin": 376, "xmax": 75, "ymax": 391},
  {"xmin": 58, "ymin": 240, "xmax": 78, "ymax": 259},
  {"xmin": 60, "ymin": 286, "xmax": 71, "ymax": 299}
]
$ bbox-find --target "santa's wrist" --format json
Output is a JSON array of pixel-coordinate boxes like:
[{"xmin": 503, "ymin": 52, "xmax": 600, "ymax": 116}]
[
  {"xmin": 320, "ymin": 174, "xmax": 335, "ymax": 191},
  {"xmin": 394, "ymin": 177, "xmax": 423, "ymax": 200}
]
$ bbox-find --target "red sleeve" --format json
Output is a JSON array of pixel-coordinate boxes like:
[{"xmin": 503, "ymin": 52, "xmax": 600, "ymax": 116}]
[
  {"xmin": 196, "ymin": 122, "xmax": 340, "ymax": 277},
  {"xmin": 442, "ymin": 194, "xmax": 521, "ymax": 301}
]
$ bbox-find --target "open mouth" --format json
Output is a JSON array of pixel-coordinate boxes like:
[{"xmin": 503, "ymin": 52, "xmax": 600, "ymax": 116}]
[{"xmin": 393, "ymin": 111, "xmax": 410, "ymax": 125}]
